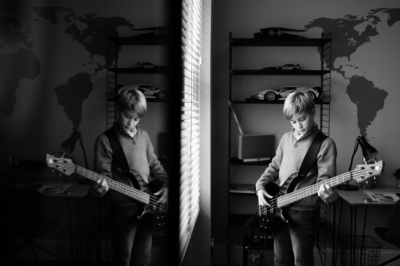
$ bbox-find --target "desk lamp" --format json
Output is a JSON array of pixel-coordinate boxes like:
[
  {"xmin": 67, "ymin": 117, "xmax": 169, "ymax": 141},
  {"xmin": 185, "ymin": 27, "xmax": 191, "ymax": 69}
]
[
  {"xmin": 61, "ymin": 131, "xmax": 89, "ymax": 169},
  {"xmin": 337, "ymin": 136, "xmax": 378, "ymax": 191}
]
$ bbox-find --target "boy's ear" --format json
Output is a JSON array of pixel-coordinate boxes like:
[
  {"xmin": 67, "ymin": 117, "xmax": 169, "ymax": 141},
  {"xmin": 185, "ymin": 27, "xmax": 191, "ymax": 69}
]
[{"xmin": 311, "ymin": 107, "xmax": 316, "ymax": 116}]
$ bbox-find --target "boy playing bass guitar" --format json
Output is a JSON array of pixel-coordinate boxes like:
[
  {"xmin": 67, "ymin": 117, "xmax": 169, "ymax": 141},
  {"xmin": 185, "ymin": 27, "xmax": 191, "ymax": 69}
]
[
  {"xmin": 256, "ymin": 91, "xmax": 338, "ymax": 266},
  {"xmin": 91, "ymin": 86, "xmax": 168, "ymax": 266}
]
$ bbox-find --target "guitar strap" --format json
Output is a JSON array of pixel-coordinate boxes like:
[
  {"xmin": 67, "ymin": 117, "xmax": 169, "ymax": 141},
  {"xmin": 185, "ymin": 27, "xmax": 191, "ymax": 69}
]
[
  {"xmin": 291, "ymin": 131, "xmax": 327, "ymax": 189},
  {"xmin": 104, "ymin": 128, "xmax": 141, "ymax": 189}
]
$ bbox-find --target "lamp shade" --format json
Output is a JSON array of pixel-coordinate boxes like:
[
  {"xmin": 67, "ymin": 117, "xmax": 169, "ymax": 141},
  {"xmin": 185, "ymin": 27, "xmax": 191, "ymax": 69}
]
[
  {"xmin": 357, "ymin": 136, "xmax": 378, "ymax": 162},
  {"xmin": 61, "ymin": 131, "xmax": 81, "ymax": 154}
]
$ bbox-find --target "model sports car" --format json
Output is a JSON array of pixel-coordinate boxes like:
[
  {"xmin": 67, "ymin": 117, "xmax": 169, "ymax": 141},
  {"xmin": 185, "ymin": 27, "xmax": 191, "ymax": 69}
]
[
  {"xmin": 132, "ymin": 26, "xmax": 168, "ymax": 37},
  {"xmin": 119, "ymin": 84, "xmax": 169, "ymax": 100},
  {"xmin": 251, "ymin": 85, "xmax": 321, "ymax": 102},
  {"xmin": 137, "ymin": 84, "xmax": 169, "ymax": 100},
  {"xmin": 136, "ymin": 62, "xmax": 164, "ymax": 69},
  {"xmin": 262, "ymin": 64, "xmax": 301, "ymax": 71},
  {"xmin": 255, "ymin": 27, "xmax": 307, "ymax": 39}
]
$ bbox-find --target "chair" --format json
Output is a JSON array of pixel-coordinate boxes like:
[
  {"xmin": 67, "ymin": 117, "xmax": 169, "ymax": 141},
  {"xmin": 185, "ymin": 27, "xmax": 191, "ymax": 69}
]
[
  {"xmin": 374, "ymin": 199, "xmax": 400, "ymax": 266},
  {"xmin": 0, "ymin": 185, "xmax": 62, "ymax": 260}
]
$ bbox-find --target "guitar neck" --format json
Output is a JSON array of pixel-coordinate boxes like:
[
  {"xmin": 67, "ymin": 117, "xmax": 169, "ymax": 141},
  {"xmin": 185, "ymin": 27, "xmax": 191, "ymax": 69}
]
[
  {"xmin": 74, "ymin": 165, "xmax": 150, "ymax": 205},
  {"xmin": 277, "ymin": 171, "xmax": 353, "ymax": 208}
]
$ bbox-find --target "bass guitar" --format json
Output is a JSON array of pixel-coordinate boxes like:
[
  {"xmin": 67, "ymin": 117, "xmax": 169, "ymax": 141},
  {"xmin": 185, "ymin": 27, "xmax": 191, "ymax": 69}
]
[
  {"xmin": 258, "ymin": 160, "xmax": 383, "ymax": 235},
  {"xmin": 46, "ymin": 154, "xmax": 167, "ymax": 230}
]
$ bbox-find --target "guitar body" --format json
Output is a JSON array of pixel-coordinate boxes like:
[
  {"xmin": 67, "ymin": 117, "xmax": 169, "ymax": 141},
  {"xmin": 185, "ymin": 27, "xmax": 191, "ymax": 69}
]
[
  {"xmin": 139, "ymin": 179, "xmax": 168, "ymax": 230},
  {"xmin": 259, "ymin": 173, "xmax": 332, "ymax": 235},
  {"xmin": 258, "ymin": 181, "xmax": 292, "ymax": 236},
  {"xmin": 107, "ymin": 169, "xmax": 168, "ymax": 231}
]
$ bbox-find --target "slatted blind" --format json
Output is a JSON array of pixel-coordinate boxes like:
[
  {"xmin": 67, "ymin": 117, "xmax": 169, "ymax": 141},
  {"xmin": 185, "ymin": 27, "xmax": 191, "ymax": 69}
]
[{"xmin": 180, "ymin": 0, "xmax": 202, "ymax": 263}]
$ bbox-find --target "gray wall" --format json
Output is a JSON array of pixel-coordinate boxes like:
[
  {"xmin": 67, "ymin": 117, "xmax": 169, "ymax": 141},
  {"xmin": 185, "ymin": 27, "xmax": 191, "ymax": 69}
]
[
  {"xmin": 0, "ymin": 0, "xmax": 168, "ymax": 171},
  {"xmin": 211, "ymin": 0, "xmax": 400, "ymax": 264}
]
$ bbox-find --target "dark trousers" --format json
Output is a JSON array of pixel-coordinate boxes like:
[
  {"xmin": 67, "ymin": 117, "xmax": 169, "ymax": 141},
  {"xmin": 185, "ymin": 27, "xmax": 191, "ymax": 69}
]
[
  {"xmin": 112, "ymin": 205, "xmax": 154, "ymax": 266},
  {"xmin": 273, "ymin": 209, "xmax": 319, "ymax": 266}
]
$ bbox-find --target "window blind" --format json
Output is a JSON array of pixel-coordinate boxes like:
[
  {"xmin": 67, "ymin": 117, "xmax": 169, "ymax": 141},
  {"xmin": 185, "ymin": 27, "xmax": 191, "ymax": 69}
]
[{"xmin": 179, "ymin": 0, "xmax": 202, "ymax": 263}]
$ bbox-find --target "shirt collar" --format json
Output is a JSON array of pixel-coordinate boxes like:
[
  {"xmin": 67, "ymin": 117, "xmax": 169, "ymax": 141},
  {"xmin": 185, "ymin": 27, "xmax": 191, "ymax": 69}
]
[
  {"xmin": 292, "ymin": 123, "xmax": 318, "ymax": 140},
  {"xmin": 114, "ymin": 122, "xmax": 137, "ymax": 139}
]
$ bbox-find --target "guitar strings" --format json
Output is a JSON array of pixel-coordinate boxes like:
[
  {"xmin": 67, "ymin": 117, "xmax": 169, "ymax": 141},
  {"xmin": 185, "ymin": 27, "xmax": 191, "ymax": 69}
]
[
  {"xmin": 129, "ymin": 168, "xmax": 168, "ymax": 212},
  {"xmin": 149, "ymin": 195, "xmax": 168, "ymax": 211},
  {"xmin": 258, "ymin": 167, "xmax": 376, "ymax": 215},
  {"xmin": 282, "ymin": 168, "xmax": 374, "ymax": 205},
  {"xmin": 54, "ymin": 162, "xmax": 168, "ymax": 212},
  {"xmin": 83, "ymin": 166, "xmax": 168, "ymax": 212}
]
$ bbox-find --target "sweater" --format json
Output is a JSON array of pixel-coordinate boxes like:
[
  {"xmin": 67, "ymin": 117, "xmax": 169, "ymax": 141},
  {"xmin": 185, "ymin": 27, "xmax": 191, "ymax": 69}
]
[
  {"xmin": 255, "ymin": 124, "xmax": 337, "ymax": 211},
  {"xmin": 94, "ymin": 124, "xmax": 168, "ymax": 206}
]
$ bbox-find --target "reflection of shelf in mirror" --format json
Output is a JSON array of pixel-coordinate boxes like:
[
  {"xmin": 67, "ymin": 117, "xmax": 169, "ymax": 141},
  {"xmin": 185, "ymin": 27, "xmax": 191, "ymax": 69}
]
[
  {"xmin": 229, "ymin": 158, "xmax": 270, "ymax": 165},
  {"xmin": 230, "ymin": 183, "xmax": 256, "ymax": 194},
  {"xmin": 230, "ymin": 190, "xmax": 256, "ymax": 195},
  {"xmin": 108, "ymin": 68, "xmax": 169, "ymax": 74},
  {"xmin": 109, "ymin": 36, "xmax": 168, "ymax": 45}
]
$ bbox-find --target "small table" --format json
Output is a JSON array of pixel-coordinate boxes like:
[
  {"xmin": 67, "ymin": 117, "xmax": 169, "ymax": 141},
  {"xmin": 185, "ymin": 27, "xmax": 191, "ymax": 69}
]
[
  {"xmin": 335, "ymin": 188, "xmax": 400, "ymax": 266},
  {"xmin": 3, "ymin": 180, "xmax": 93, "ymax": 261},
  {"xmin": 38, "ymin": 181, "xmax": 92, "ymax": 261}
]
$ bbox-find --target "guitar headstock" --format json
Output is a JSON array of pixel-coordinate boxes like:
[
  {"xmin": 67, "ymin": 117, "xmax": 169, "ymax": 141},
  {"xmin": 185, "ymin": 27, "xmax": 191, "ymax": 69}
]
[
  {"xmin": 46, "ymin": 154, "xmax": 76, "ymax": 176},
  {"xmin": 352, "ymin": 160, "xmax": 384, "ymax": 183}
]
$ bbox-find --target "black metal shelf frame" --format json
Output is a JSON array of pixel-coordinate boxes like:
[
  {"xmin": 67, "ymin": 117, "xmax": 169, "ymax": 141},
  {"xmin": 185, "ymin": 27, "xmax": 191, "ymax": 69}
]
[
  {"xmin": 106, "ymin": 35, "xmax": 169, "ymax": 129},
  {"xmin": 231, "ymin": 69, "xmax": 330, "ymax": 75}
]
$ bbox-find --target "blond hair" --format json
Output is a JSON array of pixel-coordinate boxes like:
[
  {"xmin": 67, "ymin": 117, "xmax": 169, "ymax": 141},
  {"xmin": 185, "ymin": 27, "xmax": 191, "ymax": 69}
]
[
  {"xmin": 283, "ymin": 91, "xmax": 315, "ymax": 120},
  {"xmin": 116, "ymin": 85, "xmax": 147, "ymax": 118}
]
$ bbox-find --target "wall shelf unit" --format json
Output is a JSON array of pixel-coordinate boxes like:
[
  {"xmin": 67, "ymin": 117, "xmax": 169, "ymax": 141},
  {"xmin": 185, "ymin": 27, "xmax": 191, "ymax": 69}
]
[{"xmin": 106, "ymin": 35, "xmax": 169, "ymax": 128}]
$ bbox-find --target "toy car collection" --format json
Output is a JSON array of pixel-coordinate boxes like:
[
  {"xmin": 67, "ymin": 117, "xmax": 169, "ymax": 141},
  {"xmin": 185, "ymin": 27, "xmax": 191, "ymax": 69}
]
[
  {"xmin": 254, "ymin": 27, "xmax": 307, "ymax": 39},
  {"xmin": 118, "ymin": 84, "xmax": 169, "ymax": 100},
  {"xmin": 136, "ymin": 62, "xmax": 164, "ymax": 69},
  {"xmin": 250, "ymin": 85, "xmax": 321, "ymax": 102},
  {"xmin": 132, "ymin": 26, "xmax": 168, "ymax": 37},
  {"xmin": 262, "ymin": 63, "xmax": 301, "ymax": 71}
]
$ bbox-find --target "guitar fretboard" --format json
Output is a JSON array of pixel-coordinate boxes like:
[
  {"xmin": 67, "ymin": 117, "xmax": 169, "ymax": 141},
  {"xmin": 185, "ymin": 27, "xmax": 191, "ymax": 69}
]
[
  {"xmin": 277, "ymin": 168, "xmax": 373, "ymax": 208},
  {"xmin": 46, "ymin": 154, "xmax": 168, "ymax": 214},
  {"xmin": 74, "ymin": 165, "xmax": 151, "ymax": 205}
]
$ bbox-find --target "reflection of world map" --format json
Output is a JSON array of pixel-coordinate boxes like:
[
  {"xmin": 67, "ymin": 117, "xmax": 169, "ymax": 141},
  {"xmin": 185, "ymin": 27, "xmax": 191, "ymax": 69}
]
[
  {"xmin": 0, "ymin": 6, "xmax": 134, "ymax": 130},
  {"xmin": 305, "ymin": 8, "xmax": 400, "ymax": 136}
]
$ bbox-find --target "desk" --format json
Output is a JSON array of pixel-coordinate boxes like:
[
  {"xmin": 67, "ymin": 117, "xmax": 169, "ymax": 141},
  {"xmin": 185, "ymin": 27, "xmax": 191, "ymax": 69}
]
[
  {"xmin": 5, "ymin": 179, "xmax": 90, "ymax": 198},
  {"xmin": 1, "ymin": 180, "xmax": 95, "ymax": 261},
  {"xmin": 335, "ymin": 188, "xmax": 400, "ymax": 266},
  {"xmin": 38, "ymin": 181, "xmax": 90, "ymax": 198},
  {"xmin": 38, "ymin": 180, "xmax": 111, "ymax": 262},
  {"xmin": 38, "ymin": 181, "xmax": 92, "ymax": 261}
]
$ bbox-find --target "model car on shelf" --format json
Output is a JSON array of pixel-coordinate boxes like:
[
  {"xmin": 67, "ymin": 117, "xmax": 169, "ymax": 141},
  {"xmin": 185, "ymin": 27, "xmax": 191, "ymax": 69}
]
[
  {"xmin": 118, "ymin": 84, "xmax": 169, "ymax": 100},
  {"xmin": 262, "ymin": 64, "xmax": 301, "ymax": 71},
  {"xmin": 132, "ymin": 26, "xmax": 168, "ymax": 37},
  {"xmin": 250, "ymin": 85, "xmax": 321, "ymax": 102},
  {"xmin": 254, "ymin": 27, "xmax": 307, "ymax": 39},
  {"xmin": 136, "ymin": 62, "xmax": 165, "ymax": 69}
]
